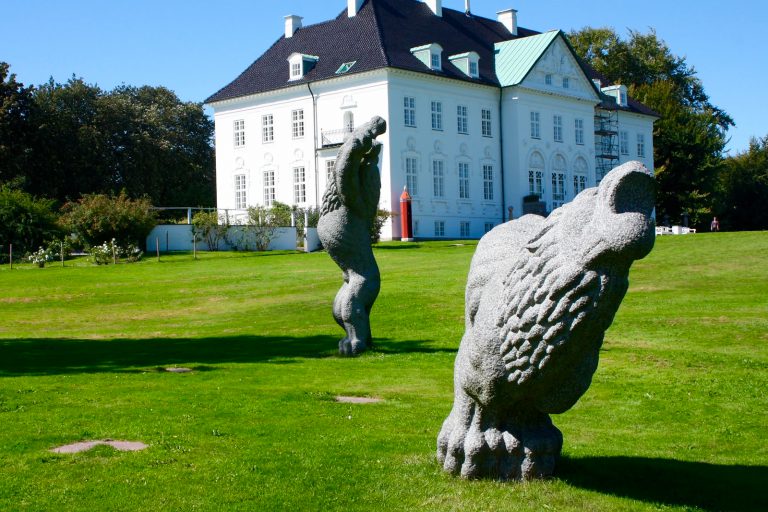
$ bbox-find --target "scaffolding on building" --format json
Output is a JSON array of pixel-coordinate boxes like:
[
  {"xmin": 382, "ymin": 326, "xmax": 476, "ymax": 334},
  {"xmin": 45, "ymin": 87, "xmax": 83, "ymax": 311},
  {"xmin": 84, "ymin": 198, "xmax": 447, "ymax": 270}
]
[{"xmin": 594, "ymin": 107, "xmax": 619, "ymax": 182}]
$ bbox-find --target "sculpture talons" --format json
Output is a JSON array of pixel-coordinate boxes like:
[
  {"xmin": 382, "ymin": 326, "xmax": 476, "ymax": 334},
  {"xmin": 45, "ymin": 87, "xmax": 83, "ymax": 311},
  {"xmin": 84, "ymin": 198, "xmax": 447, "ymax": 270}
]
[{"xmin": 338, "ymin": 336, "xmax": 368, "ymax": 356}]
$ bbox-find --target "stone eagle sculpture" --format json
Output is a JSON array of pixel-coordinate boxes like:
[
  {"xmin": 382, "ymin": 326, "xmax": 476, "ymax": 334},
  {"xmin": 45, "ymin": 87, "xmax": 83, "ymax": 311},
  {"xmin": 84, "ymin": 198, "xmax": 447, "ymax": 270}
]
[
  {"xmin": 437, "ymin": 161, "xmax": 656, "ymax": 480},
  {"xmin": 317, "ymin": 116, "xmax": 387, "ymax": 356}
]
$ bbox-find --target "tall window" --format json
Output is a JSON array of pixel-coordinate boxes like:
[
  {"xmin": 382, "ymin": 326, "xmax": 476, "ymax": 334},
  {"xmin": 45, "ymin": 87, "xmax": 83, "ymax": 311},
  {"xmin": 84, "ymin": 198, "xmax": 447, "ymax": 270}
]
[
  {"xmin": 431, "ymin": 101, "xmax": 443, "ymax": 131},
  {"xmin": 562, "ymin": 77, "xmax": 570, "ymax": 89},
  {"xmin": 325, "ymin": 159, "xmax": 336, "ymax": 184},
  {"xmin": 290, "ymin": 62, "xmax": 302, "ymax": 79},
  {"xmin": 263, "ymin": 170, "xmax": 275, "ymax": 206},
  {"xmin": 484, "ymin": 222, "xmax": 494, "ymax": 234},
  {"xmin": 292, "ymin": 109, "xmax": 304, "ymax": 138},
  {"xmin": 575, "ymin": 118, "xmax": 584, "ymax": 145},
  {"xmin": 432, "ymin": 159, "xmax": 445, "ymax": 198},
  {"xmin": 457, "ymin": 105, "xmax": 468, "ymax": 134},
  {"xmin": 574, "ymin": 157, "xmax": 588, "ymax": 195},
  {"xmin": 293, "ymin": 166, "xmax": 306, "ymax": 204},
  {"xmin": 434, "ymin": 220, "xmax": 445, "ymax": 237},
  {"xmin": 262, "ymin": 114, "xmax": 273, "ymax": 143},
  {"xmin": 553, "ymin": 115, "xmax": 563, "ymax": 142},
  {"xmin": 431, "ymin": 53, "xmax": 441, "ymax": 70},
  {"xmin": 234, "ymin": 174, "xmax": 246, "ymax": 209},
  {"xmin": 481, "ymin": 109, "xmax": 492, "ymax": 137},
  {"xmin": 545, "ymin": 74, "xmax": 552, "ymax": 85},
  {"xmin": 530, "ymin": 111, "xmax": 540, "ymax": 139},
  {"xmin": 405, "ymin": 157, "xmax": 418, "ymax": 196},
  {"xmin": 552, "ymin": 155, "xmax": 566, "ymax": 209},
  {"xmin": 233, "ymin": 119, "xmax": 245, "ymax": 147},
  {"xmin": 469, "ymin": 60, "xmax": 479, "ymax": 77},
  {"xmin": 460, "ymin": 221, "xmax": 470, "ymax": 238},
  {"xmin": 620, "ymin": 131, "xmax": 629, "ymax": 155},
  {"xmin": 637, "ymin": 134, "xmax": 646, "ymax": 158},
  {"xmin": 344, "ymin": 111, "xmax": 354, "ymax": 133},
  {"xmin": 458, "ymin": 162, "xmax": 470, "ymax": 199},
  {"xmin": 483, "ymin": 164, "xmax": 494, "ymax": 201},
  {"xmin": 404, "ymin": 96, "xmax": 416, "ymax": 127},
  {"xmin": 529, "ymin": 152, "xmax": 545, "ymax": 196}
]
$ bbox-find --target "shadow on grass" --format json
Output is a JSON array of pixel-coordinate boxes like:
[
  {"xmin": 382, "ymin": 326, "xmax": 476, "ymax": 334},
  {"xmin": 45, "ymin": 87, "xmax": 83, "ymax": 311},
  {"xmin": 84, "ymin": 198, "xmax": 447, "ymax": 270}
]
[
  {"xmin": 558, "ymin": 455, "xmax": 768, "ymax": 512},
  {"xmin": 0, "ymin": 334, "xmax": 452, "ymax": 376},
  {"xmin": 373, "ymin": 338, "xmax": 456, "ymax": 355}
]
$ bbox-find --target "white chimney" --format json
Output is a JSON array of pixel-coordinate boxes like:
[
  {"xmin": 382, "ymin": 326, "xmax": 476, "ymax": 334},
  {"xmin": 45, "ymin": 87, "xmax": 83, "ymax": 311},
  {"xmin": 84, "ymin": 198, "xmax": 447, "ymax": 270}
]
[
  {"xmin": 497, "ymin": 9, "xmax": 518, "ymax": 36},
  {"xmin": 426, "ymin": 0, "xmax": 442, "ymax": 17},
  {"xmin": 348, "ymin": 0, "xmax": 364, "ymax": 17},
  {"xmin": 465, "ymin": 0, "xmax": 471, "ymax": 15},
  {"xmin": 284, "ymin": 15, "xmax": 302, "ymax": 38}
]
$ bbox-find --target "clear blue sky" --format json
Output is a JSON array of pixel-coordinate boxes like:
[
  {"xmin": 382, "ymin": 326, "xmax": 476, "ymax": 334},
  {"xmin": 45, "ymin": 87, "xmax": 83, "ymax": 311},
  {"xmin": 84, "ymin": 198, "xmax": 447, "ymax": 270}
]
[{"xmin": 2, "ymin": 0, "xmax": 764, "ymax": 153}]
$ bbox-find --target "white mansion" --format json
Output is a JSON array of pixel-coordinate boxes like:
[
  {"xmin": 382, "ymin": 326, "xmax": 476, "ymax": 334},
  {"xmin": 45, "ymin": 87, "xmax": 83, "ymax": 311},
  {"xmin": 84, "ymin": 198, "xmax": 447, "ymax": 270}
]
[{"xmin": 206, "ymin": 0, "xmax": 657, "ymax": 240}]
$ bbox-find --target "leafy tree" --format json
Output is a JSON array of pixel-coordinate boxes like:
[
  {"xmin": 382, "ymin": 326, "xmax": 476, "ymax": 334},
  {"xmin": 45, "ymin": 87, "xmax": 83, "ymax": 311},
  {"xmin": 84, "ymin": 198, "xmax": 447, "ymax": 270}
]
[
  {"xmin": 0, "ymin": 62, "xmax": 34, "ymax": 187},
  {"xmin": 714, "ymin": 136, "xmax": 768, "ymax": 231},
  {"xmin": 191, "ymin": 210, "xmax": 228, "ymax": 251},
  {"xmin": 0, "ymin": 185, "xmax": 61, "ymax": 259},
  {"xmin": 569, "ymin": 28, "xmax": 732, "ymax": 228},
  {"xmin": 60, "ymin": 191, "xmax": 157, "ymax": 248}
]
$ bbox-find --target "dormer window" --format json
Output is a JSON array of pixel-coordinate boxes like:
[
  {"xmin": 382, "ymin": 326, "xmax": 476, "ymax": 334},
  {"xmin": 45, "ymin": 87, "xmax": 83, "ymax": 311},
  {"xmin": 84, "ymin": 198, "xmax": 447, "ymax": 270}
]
[
  {"xmin": 411, "ymin": 43, "xmax": 444, "ymax": 72},
  {"xmin": 601, "ymin": 84, "xmax": 629, "ymax": 107},
  {"xmin": 287, "ymin": 52, "xmax": 319, "ymax": 81},
  {"xmin": 336, "ymin": 61, "xmax": 356, "ymax": 75},
  {"xmin": 448, "ymin": 51, "xmax": 480, "ymax": 78}
]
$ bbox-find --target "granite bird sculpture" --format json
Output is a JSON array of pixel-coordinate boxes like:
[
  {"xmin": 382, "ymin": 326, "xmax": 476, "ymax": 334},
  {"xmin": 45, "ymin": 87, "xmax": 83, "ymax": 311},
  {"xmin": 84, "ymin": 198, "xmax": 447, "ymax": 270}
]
[{"xmin": 437, "ymin": 161, "xmax": 656, "ymax": 480}]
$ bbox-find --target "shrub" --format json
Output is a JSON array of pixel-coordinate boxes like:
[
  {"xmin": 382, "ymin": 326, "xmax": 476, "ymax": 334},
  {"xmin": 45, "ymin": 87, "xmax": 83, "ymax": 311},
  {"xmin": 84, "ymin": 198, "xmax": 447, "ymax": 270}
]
[
  {"xmin": 27, "ymin": 247, "xmax": 53, "ymax": 268},
  {"xmin": 370, "ymin": 209, "xmax": 392, "ymax": 244},
  {"xmin": 90, "ymin": 239, "xmax": 143, "ymax": 265},
  {"xmin": 191, "ymin": 210, "xmax": 228, "ymax": 251},
  {"xmin": 0, "ymin": 185, "xmax": 61, "ymax": 260},
  {"xmin": 60, "ymin": 192, "xmax": 156, "ymax": 249}
]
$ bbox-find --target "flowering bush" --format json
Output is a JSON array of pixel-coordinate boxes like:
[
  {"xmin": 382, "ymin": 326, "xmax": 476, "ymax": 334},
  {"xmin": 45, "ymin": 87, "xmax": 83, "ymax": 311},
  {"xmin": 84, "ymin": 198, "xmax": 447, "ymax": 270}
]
[
  {"xmin": 27, "ymin": 247, "xmax": 53, "ymax": 268},
  {"xmin": 90, "ymin": 239, "xmax": 143, "ymax": 265}
]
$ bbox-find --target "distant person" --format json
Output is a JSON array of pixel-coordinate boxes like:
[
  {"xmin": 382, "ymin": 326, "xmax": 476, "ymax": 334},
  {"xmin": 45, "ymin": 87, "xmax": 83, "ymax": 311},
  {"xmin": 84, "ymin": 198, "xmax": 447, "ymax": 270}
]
[{"xmin": 711, "ymin": 217, "xmax": 720, "ymax": 232}]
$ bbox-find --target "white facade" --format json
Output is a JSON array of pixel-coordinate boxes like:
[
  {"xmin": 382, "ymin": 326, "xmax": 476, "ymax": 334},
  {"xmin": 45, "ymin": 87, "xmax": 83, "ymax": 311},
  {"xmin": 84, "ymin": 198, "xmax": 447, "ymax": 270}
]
[{"xmin": 209, "ymin": 4, "xmax": 656, "ymax": 240}]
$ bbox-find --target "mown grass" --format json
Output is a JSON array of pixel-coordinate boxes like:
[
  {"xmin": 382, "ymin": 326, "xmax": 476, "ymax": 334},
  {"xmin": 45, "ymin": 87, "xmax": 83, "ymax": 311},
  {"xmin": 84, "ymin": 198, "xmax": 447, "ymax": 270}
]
[{"xmin": 0, "ymin": 233, "xmax": 766, "ymax": 511}]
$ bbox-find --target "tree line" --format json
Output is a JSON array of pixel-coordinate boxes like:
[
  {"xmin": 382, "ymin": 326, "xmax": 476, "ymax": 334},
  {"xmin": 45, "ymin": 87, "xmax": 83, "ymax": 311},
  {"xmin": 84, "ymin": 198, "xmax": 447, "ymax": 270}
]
[
  {"xmin": 569, "ymin": 28, "xmax": 767, "ymax": 231},
  {"xmin": 0, "ymin": 62, "xmax": 214, "ymax": 207}
]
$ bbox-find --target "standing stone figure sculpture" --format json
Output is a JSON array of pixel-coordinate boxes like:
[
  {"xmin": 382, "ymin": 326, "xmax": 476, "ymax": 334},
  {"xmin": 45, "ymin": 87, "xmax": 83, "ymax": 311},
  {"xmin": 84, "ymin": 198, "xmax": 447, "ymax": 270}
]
[
  {"xmin": 437, "ymin": 161, "xmax": 655, "ymax": 480},
  {"xmin": 318, "ymin": 116, "xmax": 387, "ymax": 356}
]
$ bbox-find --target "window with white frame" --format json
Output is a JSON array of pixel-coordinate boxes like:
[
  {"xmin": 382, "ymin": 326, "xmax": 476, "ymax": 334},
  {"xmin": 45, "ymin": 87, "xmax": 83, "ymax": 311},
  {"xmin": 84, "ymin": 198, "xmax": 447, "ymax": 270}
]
[
  {"xmin": 344, "ymin": 111, "xmax": 354, "ymax": 133},
  {"xmin": 430, "ymin": 52, "xmax": 441, "ymax": 70},
  {"xmin": 262, "ymin": 114, "xmax": 273, "ymax": 143},
  {"xmin": 552, "ymin": 155, "xmax": 567, "ymax": 209},
  {"xmin": 481, "ymin": 109, "xmax": 492, "ymax": 137},
  {"xmin": 233, "ymin": 119, "xmax": 245, "ymax": 147},
  {"xmin": 469, "ymin": 60, "xmax": 479, "ymax": 77},
  {"xmin": 530, "ymin": 111, "xmax": 540, "ymax": 139},
  {"xmin": 293, "ymin": 166, "xmax": 306, "ymax": 204},
  {"xmin": 574, "ymin": 157, "xmax": 588, "ymax": 195},
  {"xmin": 575, "ymin": 118, "xmax": 584, "ymax": 145},
  {"xmin": 545, "ymin": 74, "xmax": 552, "ymax": 85},
  {"xmin": 234, "ymin": 174, "xmax": 246, "ymax": 209},
  {"xmin": 484, "ymin": 222, "xmax": 494, "ymax": 233},
  {"xmin": 431, "ymin": 101, "xmax": 443, "ymax": 131},
  {"xmin": 404, "ymin": 96, "xmax": 416, "ymax": 127},
  {"xmin": 483, "ymin": 164, "xmax": 494, "ymax": 201},
  {"xmin": 529, "ymin": 152, "xmax": 545, "ymax": 196},
  {"xmin": 432, "ymin": 159, "xmax": 445, "ymax": 198},
  {"xmin": 434, "ymin": 220, "xmax": 445, "ymax": 237},
  {"xmin": 563, "ymin": 77, "xmax": 570, "ymax": 89},
  {"xmin": 292, "ymin": 109, "xmax": 304, "ymax": 138},
  {"xmin": 457, "ymin": 105, "xmax": 468, "ymax": 134},
  {"xmin": 290, "ymin": 62, "xmax": 302, "ymax": 80},
  {"xmin": 458, "ymin": 162, "xmax": 470, "ymax": 199},
  {"xmin": 325, "ymin": 159, "xmax": 336, "ymax": 185},
  {"xmin": 637, "ymin": 133, "xmax": 646, "ymax": 158},
  {"xmin": 620, "ymin": 131, "xmax": 629, "ymax": 155},
  {"xmin": 460, "ymin": 221, "xmax": 470, "ymax": 237},
  {"xmin": 553, "ymin": 115, "xmax": 563, "ymax": 142},
  {"xmin": 263, "ymin": 170, "xmax": 275, "ymax": 206},
  {"xmin": 405, "ymin": 156, "xmax": 418, "ymax": 196}
]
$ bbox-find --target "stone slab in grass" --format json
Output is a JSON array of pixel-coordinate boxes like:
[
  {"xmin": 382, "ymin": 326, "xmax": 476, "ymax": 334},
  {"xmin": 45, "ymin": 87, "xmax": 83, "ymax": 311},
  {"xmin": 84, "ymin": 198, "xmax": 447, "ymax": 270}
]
[
  {"xmin": 335, "ymin": 396, "xmax": 383, "ymax": 404},
  {"xmin": 51, "ymin": 440, "xmax": 148, "ymax": 454}
]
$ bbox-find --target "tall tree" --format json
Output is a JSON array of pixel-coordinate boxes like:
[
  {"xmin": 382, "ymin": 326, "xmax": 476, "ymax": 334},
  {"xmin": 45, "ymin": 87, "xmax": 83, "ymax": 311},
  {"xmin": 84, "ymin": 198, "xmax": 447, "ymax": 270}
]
[
  {"xmin": 715, "ymin": 135, "xmax": 768, "ymax": 231},
  {"xmin": 0, "ymin": 62, "xmax": 34, "ymax": 186},
  {"xmin": 569, "ymin": 28, "xmax": 732, "ymax": 228}
]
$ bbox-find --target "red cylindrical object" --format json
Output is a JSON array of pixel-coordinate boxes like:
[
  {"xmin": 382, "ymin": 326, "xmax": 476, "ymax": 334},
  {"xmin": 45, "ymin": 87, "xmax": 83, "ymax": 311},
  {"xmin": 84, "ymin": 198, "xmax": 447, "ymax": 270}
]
[{"xmin": 400, "ymin": 186, "xmax": 414, "ymax": 241}]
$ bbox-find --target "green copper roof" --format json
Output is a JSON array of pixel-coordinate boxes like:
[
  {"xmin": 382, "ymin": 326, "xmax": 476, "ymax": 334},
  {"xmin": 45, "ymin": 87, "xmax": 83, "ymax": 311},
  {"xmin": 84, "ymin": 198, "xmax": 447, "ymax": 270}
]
[{"xmin": 494, "ymin": 30, "xmax": 561, "ymax": 87}]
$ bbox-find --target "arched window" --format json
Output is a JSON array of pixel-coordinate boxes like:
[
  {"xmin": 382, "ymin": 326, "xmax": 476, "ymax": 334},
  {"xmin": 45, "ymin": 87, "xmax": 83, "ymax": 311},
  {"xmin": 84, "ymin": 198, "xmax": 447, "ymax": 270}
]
[
  {"xmin": 552, "ymin": 155, "xmax": 566, "ymax": 209},
  {"xmin": 573, "ymin": 157, "xmax": 588, "ymax": 196},
  {"xmin": 344, "ymin": 111, "xmax": 354, "ymax": 133},
  {"xmin": 528, "ymin": 152, "xmax": 544, "ymax": 196}
]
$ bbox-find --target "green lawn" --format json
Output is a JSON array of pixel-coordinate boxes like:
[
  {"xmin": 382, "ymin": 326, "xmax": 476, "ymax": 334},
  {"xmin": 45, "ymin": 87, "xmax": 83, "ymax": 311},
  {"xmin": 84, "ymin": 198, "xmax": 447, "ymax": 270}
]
[{"xmin": 1, "ymin": 233, "xmax": 766, "ymax": 511}]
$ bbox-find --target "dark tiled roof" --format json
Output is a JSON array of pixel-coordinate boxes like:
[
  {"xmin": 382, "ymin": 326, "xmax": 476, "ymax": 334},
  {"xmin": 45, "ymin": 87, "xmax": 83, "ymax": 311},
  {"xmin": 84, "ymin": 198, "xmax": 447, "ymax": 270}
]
[{"xmin": 205, "ymin": 0, "xmax": 657, "ymax": 119}]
